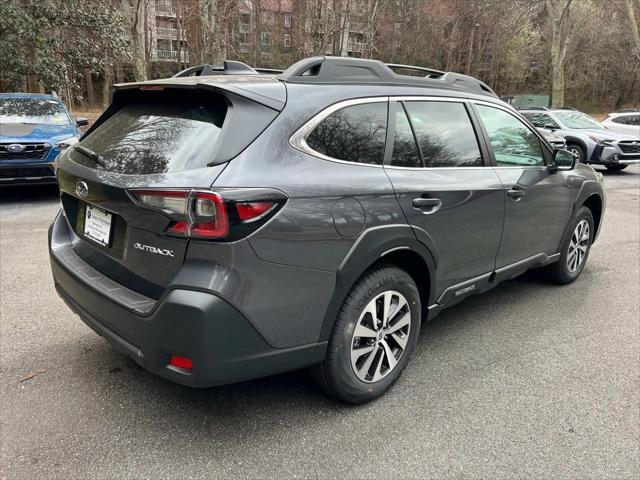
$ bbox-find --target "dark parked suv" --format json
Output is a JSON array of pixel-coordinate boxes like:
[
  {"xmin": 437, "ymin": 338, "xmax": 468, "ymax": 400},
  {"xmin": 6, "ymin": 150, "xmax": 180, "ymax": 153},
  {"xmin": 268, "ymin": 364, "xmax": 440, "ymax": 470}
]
[{"xmin": 49, "ymin": 57, "xmax": 605, "ymax": 403}]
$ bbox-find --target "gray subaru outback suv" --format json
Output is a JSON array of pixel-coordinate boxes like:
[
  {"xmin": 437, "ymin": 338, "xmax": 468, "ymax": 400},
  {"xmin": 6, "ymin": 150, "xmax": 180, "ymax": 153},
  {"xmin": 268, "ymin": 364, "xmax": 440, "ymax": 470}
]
[{"xmin": 49, "ymin": 56, "xmax": 605, "ymax": 403}]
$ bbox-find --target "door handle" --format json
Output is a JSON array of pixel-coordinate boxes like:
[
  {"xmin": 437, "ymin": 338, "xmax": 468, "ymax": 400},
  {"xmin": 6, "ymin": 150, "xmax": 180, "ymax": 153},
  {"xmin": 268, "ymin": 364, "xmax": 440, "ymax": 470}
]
[
  {"xmin": 412, "ymin": 197, "xmax": 442, "ymax": 213},
  {"xmin": 507, "ymin": 188, "xmax": 525, "ymax": 199}
]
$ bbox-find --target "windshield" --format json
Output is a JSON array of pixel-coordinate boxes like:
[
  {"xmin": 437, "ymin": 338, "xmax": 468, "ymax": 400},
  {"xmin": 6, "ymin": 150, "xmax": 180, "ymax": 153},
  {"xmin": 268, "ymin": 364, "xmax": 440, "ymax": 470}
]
[
  {"xmin": 71, "ymin": 97, "xmax": 226, "ymax": 175},
  {"xmin": 554, "ymin": 111, "xmax": 603, "ymax": 129},
  {"xmin": 0, "ymin": 97, "xmax": 70, "ymax": 125}
]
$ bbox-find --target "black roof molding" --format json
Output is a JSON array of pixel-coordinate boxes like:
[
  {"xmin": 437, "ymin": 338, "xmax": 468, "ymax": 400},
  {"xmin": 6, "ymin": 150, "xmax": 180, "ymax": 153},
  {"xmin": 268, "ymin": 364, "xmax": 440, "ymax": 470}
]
[
  {"xmin": 173, "ymin": 60, "xmax": 283, "ymax": 78},
  {"xmin": 277, "ymin": 56, "xmax": 497, "ymax": 97}
]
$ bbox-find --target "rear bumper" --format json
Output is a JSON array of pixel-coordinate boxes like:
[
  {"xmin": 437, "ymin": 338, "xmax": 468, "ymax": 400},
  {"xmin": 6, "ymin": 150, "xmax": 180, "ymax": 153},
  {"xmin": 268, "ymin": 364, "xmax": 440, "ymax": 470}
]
[{"xmin": 49, "ymin": 212, "xmax": 326, "ymax": 388}]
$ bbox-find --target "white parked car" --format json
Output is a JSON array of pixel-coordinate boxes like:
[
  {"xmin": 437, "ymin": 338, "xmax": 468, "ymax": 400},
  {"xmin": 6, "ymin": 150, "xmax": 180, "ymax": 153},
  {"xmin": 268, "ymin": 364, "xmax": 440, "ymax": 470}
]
[{"xmin": 602, "ymin": 111, "xmax": 640, "ymax": 137}]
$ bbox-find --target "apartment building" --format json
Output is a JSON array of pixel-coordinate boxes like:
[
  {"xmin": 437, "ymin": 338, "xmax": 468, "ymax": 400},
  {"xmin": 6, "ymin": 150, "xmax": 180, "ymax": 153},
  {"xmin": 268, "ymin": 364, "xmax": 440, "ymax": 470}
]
[
  {"xmin": 236, "ymin": 0, "xmax": 293, "ymax": 60},
  {"xmin": 150, "ymin": 0, "xmax": 196, "ymax": 63}
]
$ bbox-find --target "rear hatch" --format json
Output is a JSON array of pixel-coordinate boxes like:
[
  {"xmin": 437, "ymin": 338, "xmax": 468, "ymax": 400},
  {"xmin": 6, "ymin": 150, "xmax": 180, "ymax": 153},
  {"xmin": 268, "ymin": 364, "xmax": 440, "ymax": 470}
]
[{"xmin": 56, "ymin": 78, "xmax": 284, "ymax": 299}]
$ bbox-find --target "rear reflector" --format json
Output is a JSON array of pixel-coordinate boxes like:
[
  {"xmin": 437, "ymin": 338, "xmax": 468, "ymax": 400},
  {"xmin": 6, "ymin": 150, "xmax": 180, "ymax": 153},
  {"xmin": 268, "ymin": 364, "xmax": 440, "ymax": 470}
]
[
  {"xmin": 236, "ymin": 201, "xmax": 275, "ymax": 222},
  {"xmin": 169, "ymin": 355, "xmax": 193, "ymax": 370}
]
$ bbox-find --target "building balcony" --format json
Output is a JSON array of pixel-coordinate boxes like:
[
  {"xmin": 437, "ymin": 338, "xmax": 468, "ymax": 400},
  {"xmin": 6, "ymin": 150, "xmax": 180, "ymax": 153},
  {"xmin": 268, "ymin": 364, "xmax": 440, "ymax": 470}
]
[
  {"xmin": 156, "ymin": 49, "xmax": 189, "ymax": 62},
  {"xmin": 156, "ymin": 27, "xmax": 183, "ymax": 39},
  {"xmin": 156, "ymin": 2, "xmax": 176, "ymax": 17},
  {"xmin": 348, "ymin": 41, "xmax": 367, "ymax": 53}
]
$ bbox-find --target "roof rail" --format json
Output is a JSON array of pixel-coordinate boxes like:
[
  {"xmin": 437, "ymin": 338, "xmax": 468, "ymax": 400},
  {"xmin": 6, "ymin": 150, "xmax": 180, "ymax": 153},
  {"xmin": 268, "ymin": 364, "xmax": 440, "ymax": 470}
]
[
  {"xmin": 172, "ymin": 61, "xmax": 282, "ymax": 78},
  {"xmin": 277, "ymin": 56, "xmax": 497, "ymax": 97},
  {"xmin": 254, "ymin": 67, "xmax": 284, "ymax": 74},
  {"xmin": 526, "ymin": 106, "xmax": 550, "ymax": 111},
  {"xmin": 386, "ymin": 63, "xmax": 445, "ymax": 78}
]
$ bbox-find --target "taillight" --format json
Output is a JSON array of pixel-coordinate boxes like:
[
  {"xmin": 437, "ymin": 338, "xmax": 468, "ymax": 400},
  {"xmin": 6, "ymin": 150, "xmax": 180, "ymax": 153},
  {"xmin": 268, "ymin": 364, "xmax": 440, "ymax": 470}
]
[
  {"xmin": 132, "ymin": 190, "xmax": 189, "ymax": 215},
  {"xmin": 236, "ymin": 201, "xmax": 275, "ymax": 222},
  {"xmin": 127, "ymin": 188, "xmax": 284, "ymax": 241},
  {"xmin": 190, "ymin": 192, "xmax": 228, "ymax": 238}
]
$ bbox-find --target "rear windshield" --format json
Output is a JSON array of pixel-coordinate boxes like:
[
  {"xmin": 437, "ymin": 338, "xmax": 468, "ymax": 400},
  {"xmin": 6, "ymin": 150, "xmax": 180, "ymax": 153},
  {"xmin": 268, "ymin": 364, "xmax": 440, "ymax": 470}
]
[{"xmin": 71, "ymin": 95, "xmax": 226, "ymax": 175}]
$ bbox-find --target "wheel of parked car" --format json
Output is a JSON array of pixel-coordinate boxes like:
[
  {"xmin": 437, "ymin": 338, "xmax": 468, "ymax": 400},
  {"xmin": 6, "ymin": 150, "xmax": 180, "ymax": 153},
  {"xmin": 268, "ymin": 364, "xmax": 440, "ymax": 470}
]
[
  {"xmin": 312, "ymin": 264, "xmax": 421, "ymax": 403},
  {"xmin": 567, "ymin": 143, "xmax": 586, "ymax": 163},
  {"xmin": 543, "ymin": 206, "xmax": 594, "ymax": 284},
  {"xmin": 605, "ymin": 164, "xmax": 628, "ymax": 171}
]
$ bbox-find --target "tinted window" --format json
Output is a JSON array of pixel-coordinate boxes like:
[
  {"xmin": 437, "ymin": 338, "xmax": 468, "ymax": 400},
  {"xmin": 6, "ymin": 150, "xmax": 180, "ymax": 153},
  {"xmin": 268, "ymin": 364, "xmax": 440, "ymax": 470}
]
[
  {"xmin": 391, "ymin": 105, "xmax": 421, "ymax": 168},
  {"xmin": 306, "ymin": 103, "xmax": 387, "ymax": 165},
  {"xmin": 477, "ymin": 105, "xmax": 544, "ymax": 167},
  {"xmin": 0, "ymin": 97, "xmax": 70, "ymax": 125},
  {"xmin": 72, "ymin": 96, "xmax": 226, "ymax": 175},
  {"xmin": 524, "ymin": 112, "xmax": 559, "ymax": 129},
  {"xmin": 612, "ymin": 115, "xmax": 640, "ymax": 126},
  {"xmin": 403, "ymin": 101, "xmax": 482, "ymax": 167}
]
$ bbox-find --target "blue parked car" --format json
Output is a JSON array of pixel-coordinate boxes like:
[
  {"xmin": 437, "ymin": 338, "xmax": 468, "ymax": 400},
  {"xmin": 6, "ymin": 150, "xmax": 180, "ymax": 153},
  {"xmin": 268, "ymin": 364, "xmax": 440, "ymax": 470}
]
[{"xmin": 0, "ymin": 93, "xmax": 88, "ymax": 186}]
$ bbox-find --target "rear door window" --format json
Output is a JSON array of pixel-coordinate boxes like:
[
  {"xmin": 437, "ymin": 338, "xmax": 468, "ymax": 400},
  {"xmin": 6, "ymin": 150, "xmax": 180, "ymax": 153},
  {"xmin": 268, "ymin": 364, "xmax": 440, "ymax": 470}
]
[
  {"xmin": 403, "ymin": 101, "xmax": 483, "ymax": 167},
  {"xmin": 613, "ymin": 115, "xmax": 640, "ymax": 126},
  {"xmin": 71, "ymin": 96, "xmax": 226, "ymax": 175},
  {"xmin": 305, "ymin": 102, "xmax": 387, "ymax": 165}
]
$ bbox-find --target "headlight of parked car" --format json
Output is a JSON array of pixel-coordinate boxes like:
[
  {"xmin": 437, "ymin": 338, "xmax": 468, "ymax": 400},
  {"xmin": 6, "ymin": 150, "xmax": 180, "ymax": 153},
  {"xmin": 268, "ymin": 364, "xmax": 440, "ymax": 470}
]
[
  {"xmin": 56, "ymin": 137, "xmax": 79, "ymax": 149},
  {"xmin": 587, "ymin": 134, "xmax": 615, "ymax": 144}
]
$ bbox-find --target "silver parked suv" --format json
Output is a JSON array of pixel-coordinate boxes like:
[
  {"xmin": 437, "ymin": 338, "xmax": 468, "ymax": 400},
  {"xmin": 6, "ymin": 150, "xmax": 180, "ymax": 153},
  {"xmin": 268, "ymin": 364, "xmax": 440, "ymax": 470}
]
[{"xmin": 521, "ymin": 107, "xmax": 640, "ymax": 171}]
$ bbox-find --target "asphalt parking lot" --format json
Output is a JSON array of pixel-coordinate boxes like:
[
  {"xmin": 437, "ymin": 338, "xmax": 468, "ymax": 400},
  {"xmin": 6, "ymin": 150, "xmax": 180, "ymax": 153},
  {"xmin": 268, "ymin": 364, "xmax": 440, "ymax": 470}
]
[{"xmin": 1, "ymin": 165, "xmax": 638, "ymax": 479}]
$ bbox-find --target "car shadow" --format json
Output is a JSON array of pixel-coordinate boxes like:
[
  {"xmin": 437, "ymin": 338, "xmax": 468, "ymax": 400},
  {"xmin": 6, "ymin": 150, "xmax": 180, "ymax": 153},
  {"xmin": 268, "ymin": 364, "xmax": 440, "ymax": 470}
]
[
  {"xmin": 71, "ymin": 267, "xmax": 559, "ymax": 428},
  {"xmin": 0, "ymin": 184, "xmax": 59, "ymax": 203}
]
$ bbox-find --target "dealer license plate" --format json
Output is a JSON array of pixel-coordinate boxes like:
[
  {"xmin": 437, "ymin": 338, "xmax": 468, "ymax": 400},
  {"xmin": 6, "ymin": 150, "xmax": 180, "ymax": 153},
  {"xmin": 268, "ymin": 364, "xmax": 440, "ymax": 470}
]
[{"xmin": 84, "ymin": 204, "xmax": 113, "ymax": 246}]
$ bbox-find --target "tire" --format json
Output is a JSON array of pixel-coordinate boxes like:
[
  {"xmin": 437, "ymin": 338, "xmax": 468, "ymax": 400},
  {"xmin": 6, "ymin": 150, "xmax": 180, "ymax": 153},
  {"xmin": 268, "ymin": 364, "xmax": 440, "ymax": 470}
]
[
  {"xmin": 567, "ymin": 143, "xmax": 586, "ymax": 164},
  {"xmin": 605, "ymin": 164, "xmax": 627, "ymax": 172},
  {"xmin": 542, "ymin": 206, "xmax": 594, "ymax": 284},
  {"xmin": 312, "ymin": 264, "xmax": 421, "ymax": 404}
]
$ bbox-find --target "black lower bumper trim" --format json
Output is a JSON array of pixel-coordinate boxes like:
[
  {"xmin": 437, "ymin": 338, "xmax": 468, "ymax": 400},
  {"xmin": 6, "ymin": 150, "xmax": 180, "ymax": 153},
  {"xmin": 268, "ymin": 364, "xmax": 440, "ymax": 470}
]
[{"xmin": 51, "ymin": 253, "xmax": 327, "ymax": 388}]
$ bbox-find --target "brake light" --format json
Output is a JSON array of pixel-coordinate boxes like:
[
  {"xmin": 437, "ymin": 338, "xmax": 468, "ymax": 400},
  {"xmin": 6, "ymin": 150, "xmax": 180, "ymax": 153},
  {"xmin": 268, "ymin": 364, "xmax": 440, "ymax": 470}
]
[
  {"xmin": 191, "ymin": 192, "xmax": 228, "ymax": 238},
  {"xmin": 236, "ymin": 201, "xmax": 275, "ymax": 222},
  {"xmin": 128, "ymin": 188, "xmax": 285, "ymax": 241}
]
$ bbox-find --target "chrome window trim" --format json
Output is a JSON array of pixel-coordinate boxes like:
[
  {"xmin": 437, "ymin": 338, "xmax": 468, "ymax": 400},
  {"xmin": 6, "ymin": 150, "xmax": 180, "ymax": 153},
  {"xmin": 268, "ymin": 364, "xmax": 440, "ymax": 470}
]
[
  {"xmin": 289, "ymin": 95, "xmax": 551, "ymax": 170},
  {"xmin": 289, "ymin": 95, "xmax": 479, "ymax": 168},
  {"xmin": 289, "ymin": 96, "xmax": 389, "ymax": 168}
]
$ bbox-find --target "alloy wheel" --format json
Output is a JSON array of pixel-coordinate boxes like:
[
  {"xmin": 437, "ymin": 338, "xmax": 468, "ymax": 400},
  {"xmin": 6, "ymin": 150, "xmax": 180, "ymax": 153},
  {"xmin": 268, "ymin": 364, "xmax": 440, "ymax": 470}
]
[
  {"xmin": 568, "ymin": 147, "xmax": 583, "ymax": 162},
  {"xmin": 350, "ymin": 290, "xmax": 411, "ymax": 383},
  {"xmin": 567, "ymin": 219, "xmax": 590, "ymax": 273}
]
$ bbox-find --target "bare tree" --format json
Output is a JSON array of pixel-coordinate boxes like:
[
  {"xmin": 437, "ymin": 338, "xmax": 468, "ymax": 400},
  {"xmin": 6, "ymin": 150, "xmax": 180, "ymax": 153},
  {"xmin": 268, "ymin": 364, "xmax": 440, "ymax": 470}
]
[
  {"xmin": 545, "ymin": 0, "xmax": 574, "ymax": 106},
  {"xmin": 625, "ymin": 0, "xmax": 640, "ymax": 60},
  {"xmin": 131, "ymin": 0, "xmax": 147, "ymax": 81}
]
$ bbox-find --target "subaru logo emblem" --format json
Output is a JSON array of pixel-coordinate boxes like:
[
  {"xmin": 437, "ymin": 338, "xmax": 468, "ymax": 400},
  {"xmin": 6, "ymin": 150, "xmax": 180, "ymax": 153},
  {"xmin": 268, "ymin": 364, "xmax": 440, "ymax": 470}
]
[
  {"xmin": 7, "ymin": 144, "xmax": 25, "ymax": 153},
  {"xmin": 75, "ymin": 181, "xmax": 89, "ymax": 198}
]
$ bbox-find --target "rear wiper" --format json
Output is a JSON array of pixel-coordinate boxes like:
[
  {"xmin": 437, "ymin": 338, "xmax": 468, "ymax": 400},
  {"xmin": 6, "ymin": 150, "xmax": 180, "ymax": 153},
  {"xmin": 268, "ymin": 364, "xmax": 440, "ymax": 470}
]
[{"xmin": 73, "ymin": 145, "xmax": 108, "ymax": 168}]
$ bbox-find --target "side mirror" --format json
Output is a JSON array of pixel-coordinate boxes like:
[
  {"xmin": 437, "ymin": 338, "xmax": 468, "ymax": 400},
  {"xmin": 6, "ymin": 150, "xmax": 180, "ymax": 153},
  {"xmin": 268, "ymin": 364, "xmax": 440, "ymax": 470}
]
[
  {"xmin": 544, "ymin": 123, "xmax": 558, "ymax": 131},
  {"xmin": 551, "ymin": 148, "xmax": 576, "ymax": 172},
  {"xmin": 76, "ymin": 117, "xmax": 89, "ymax": 127}
]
